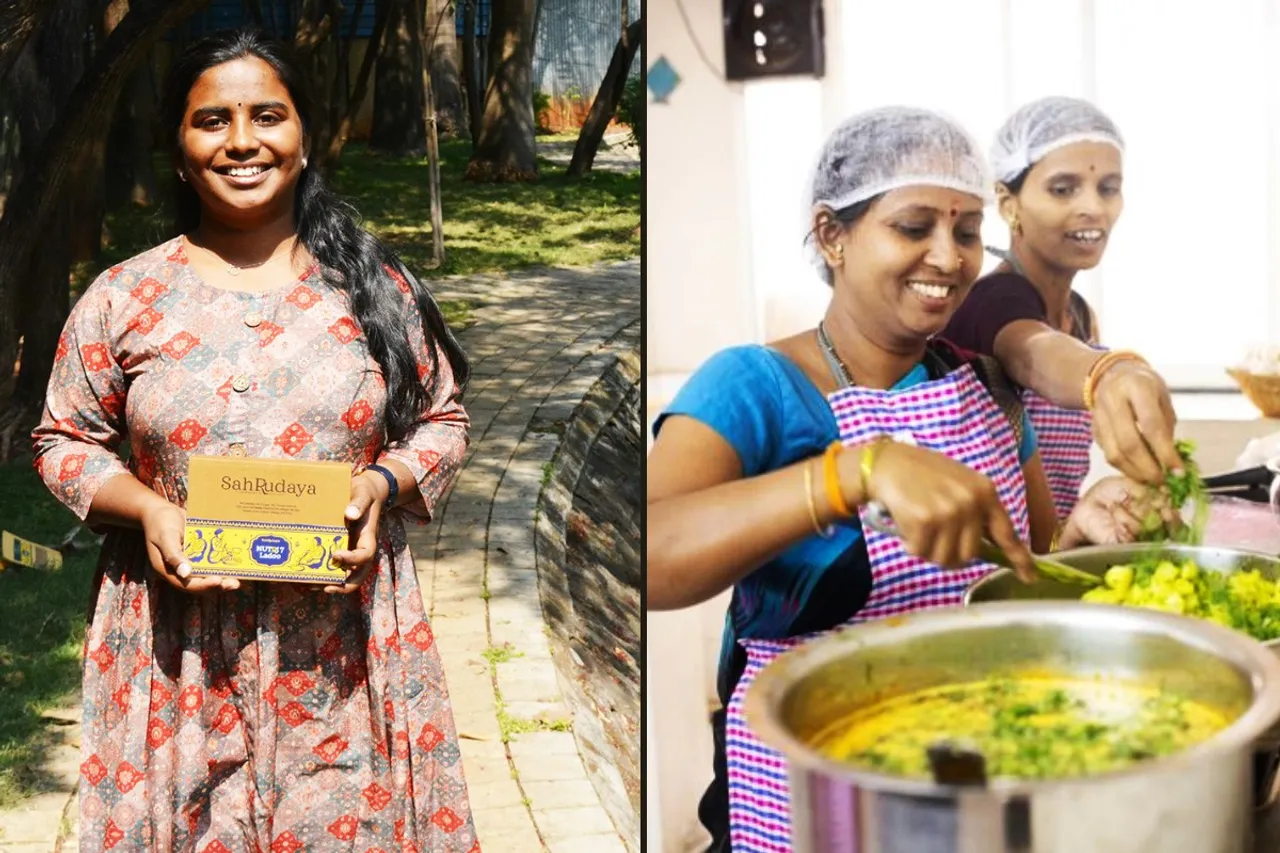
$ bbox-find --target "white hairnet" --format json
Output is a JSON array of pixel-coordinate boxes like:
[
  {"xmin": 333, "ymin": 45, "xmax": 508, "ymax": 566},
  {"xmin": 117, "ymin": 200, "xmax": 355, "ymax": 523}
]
[
  {"xmin": 805, "ymin": 106, "xmax": 991, "ymax": 280},
  {"xmin": 990, "ymin": 96, "xmax": 1124, "ymax": 185},
  {"xmin": 810, "ymin": 106, "xmax": 992, "ymax": 211}
]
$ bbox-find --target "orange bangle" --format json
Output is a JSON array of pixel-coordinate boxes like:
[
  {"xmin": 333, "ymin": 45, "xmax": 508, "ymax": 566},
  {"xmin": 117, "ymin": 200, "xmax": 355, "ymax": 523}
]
[
  {"xmin": 1083, "ymin": 350, "xmax": 1146, "ymax": 411},
  {"xmin": 822, "ymin": 441, "xmax": 853, "ymax": 518}
]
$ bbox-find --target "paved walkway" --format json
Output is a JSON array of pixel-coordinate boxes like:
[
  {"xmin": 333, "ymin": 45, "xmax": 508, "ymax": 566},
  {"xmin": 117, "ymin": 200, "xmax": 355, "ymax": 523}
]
[
  {"xmin": 0, "ymin": 260, "xmax": 640, "ymax": 853},
  {"xmin": 414, "ymin": 260, "xmax": 640, "ymax": 853},
  {"xmin": 537, "ymin": 133, "xmax": 639, "ymax": 174}
]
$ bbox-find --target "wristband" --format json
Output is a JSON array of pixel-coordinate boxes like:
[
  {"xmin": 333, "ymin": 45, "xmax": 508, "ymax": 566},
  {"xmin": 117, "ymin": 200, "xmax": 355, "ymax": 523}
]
[{"xmin": 364, "ymin": 463, "xmax": 400, "ymax": 509}]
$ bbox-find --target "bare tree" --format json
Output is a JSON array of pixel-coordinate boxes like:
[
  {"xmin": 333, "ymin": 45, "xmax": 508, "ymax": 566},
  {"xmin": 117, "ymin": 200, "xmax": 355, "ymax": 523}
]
[
  {"xmin": 567, "ymin": 17, "xmax": 641, "ymax": 177},
  {"xmin": 414, "ymin": 0, "xmax": 448, "ymax": 265},
  {"xmin": 318, "ymin": 0, "xmax": 393, "ymax": 168},
  {"xmin": 467, "ymin": 0, "xmax": 538, "ymax": 181}
]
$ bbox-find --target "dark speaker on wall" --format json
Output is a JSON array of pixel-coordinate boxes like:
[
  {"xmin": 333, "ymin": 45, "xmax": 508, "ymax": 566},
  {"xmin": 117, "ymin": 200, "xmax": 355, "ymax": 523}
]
[{"xmin": 722, "ymin": 0, "xmax": 825, "ymax": 81}]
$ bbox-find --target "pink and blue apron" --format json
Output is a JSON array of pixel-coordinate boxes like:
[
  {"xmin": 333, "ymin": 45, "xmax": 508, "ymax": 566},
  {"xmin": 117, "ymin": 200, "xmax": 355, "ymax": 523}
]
[
  {"xmin": 986, "ymin": 246, "xmax": 1099, "ymax": 522},
  {"xmin": 1023, "ymin": 389, "xmax": 1093, "ymax": 521},
  {"xmin": 722, "ymin": 363, "xmax": 1031, "ymax": 852}
]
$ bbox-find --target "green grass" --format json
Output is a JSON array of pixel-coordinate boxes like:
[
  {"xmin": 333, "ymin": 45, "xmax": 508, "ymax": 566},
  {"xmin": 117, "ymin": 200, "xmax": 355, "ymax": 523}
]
[
  {"xmin": 331, "ymin": 140, "xmax": 639, "ymax": 280},
  {"xmin": 0, "ymin": 463, "xmax": 99, "ymax": 808},
  {"xmin": 482, "ymin": 644, "xmax": 571, "ymax": 743},
  {"xmin": 482, "ymin": 644, "xmax": 523, "ymax": 666},
  {"xmin": 494, "ymin": 698, "xmax": 572, "ymax": 744}
]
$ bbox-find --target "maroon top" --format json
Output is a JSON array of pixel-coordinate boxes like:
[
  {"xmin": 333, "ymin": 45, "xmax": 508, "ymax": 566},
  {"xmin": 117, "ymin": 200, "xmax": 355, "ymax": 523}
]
[{"xmin": 944, "ymin": 270, "xmax": 1095, "ymax": 357}]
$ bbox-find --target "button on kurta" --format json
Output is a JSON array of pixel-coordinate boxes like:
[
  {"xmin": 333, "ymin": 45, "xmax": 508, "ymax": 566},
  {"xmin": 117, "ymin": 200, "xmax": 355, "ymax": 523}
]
[
  {"xmin": 244, "ymin": 312, "xmax": 263, "ymax": 328},
  {"xmin": 232, "ymin": 375, "xmax": 251, "ymax": 393}
]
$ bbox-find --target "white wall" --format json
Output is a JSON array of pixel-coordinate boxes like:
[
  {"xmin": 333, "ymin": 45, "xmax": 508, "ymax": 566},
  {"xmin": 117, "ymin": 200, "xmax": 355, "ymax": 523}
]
[
  {"xmin": 645, "ymin": 0, "xmax": 757, "ymax": 849},
  {"xmin": 750, "ymin": 0, "xmax": 1280, "ymax": 383},
  {"xmin": 646, "ymin": 2, "xmax": 1280, "ymax": 850}
]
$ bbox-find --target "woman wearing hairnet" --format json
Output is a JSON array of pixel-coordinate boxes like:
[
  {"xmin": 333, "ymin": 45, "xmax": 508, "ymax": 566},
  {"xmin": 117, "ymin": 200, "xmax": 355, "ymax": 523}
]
[
  {"xmin": 647, "ymin": 107, "xmax": 1155, "ymax": 853},
  {"xmin": 945, "ymin": 96, "xmax": 1182, "ymax": 521}
]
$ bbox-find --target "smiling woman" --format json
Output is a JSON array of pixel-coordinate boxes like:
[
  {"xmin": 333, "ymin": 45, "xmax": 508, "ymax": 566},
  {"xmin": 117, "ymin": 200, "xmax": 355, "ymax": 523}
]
[{"xmin": 30, "ymin": 26, "xmax": 478, "ymax": 853}]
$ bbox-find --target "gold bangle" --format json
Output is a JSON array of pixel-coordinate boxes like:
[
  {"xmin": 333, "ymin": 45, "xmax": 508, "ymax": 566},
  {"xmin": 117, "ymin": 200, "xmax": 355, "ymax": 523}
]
[
  {"xmin": 804, "ymin": 462, "xmax": 834, "ymax": 539},
  {"xmin": 823, "ymin": 441, "xmax": 854, "ymax": 518},
  {"xmin": 1083, "ymin": 350, "xmax": 1147, "ymax": 411},
  {"xmin": 860, "ymin": 435, "xmax": 891, "ymax": 499}
]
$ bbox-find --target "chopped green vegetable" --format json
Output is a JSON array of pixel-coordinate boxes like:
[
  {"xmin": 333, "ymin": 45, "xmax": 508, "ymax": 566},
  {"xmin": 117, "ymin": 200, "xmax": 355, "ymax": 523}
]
[
  {"xmin": 1136, "ymin": 439, "xmax": 1208, "ymax": 546},
  {"xmin": 1082, "ymin": 554, "xmax": 1280, "ymax": 642}
]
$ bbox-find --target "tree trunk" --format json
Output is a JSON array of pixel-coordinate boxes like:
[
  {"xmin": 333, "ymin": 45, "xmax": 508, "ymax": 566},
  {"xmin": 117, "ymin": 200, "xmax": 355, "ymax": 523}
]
[
  {"xmin": 14, "ymin": 197, "xmax": 72, "ymax": 405},
  {"xmin": 0, "ymin": 0, "xmax": 212, "ymax": 395},
  {"xmin": 370, "ymin": 0, "xmax": 425, "ymax": 156},
  {"xmin": 105, "ymin": 57, "xmax": 158, "ymax": 209},
  {"xmin": 567, "ymin": 18, "xmax": 641, "ymax": 177},
  {"xmin": 462, "ymin": 0, "xmax": 481, "ymax": 143},
  {"xmin": 467, "ymin": 0, "xmax": 537, "ymax": 182},
  {"xmin": 426, "ymin": 0, "xmax": 465, "ymax": 138},
  {"xmin": 321, "ymin": 0, "xmax": 363, "ymax": 164},
  {"xmin": 8, "ymin": 0, "xmax": 88, "ymax": 405},
  {"xmin": 0, "ymin": 0, "xmax": 53, "ymax": 85},
  {"xmin": 319, "ymin": 0, "xmax": 392, "ymax": 169},
  {"xmin": 414, "ymin": 0, "xmax": 446, "ymax": 265},
  {"xmin": 293, "ymin": 0, "xmax": 340, "ymax": 156}
]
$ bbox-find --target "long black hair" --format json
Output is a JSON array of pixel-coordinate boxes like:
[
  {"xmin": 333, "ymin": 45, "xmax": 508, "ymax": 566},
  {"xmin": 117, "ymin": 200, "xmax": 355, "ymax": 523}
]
[{"xmin": 160, "ymin": 26, "xmax": 470, "ymax": 440}]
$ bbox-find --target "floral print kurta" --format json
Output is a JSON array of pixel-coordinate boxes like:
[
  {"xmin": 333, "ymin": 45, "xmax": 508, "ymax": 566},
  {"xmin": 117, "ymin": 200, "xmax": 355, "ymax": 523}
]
[{"xmin": 32, "ymin": 237, "xmax": 479, "ymax": 853}]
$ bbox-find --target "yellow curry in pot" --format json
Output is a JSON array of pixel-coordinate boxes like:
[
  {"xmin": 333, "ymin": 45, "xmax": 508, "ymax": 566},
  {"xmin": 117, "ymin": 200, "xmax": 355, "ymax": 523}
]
[{"xmin": 811, "ymin": 678, "xmax": 1228, "ymax": 780}]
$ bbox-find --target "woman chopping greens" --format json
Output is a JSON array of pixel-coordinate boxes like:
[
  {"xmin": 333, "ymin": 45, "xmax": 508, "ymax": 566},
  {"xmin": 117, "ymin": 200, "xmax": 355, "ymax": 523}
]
[
  {"xmin": 945, "ymin": 96, "xmax": 1183, "ymax": 520},
  {"xmin": 646, "ymin": 106, "xmax": 1157, "ymax": 853}
]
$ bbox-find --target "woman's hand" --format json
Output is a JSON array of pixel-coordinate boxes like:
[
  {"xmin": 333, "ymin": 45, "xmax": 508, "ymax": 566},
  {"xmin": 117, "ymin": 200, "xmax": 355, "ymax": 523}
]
[
  {"xmin": 140, "ymin": 498, "xmax": 239, "ymax": 593},
  {"xmin": 1057, "ymin": 475, "xmax": 1178, "ymax": 549},
  {"xmin": 1092, "ymin": 360, "xmax": 1183, "ymax": 485},
  {"xmin": 855, "ymin": 441, "xmax": 1037, "ymax": 582},
  {"xmin": 326, "ymin": 471, "xmax": 386, "ymax": 594}
]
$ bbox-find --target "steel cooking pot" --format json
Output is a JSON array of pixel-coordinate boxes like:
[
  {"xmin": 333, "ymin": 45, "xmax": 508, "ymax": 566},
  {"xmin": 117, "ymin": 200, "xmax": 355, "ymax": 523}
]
[
  {"xmin": 965, "ymin": 543, "xmax": 1280, "ymax": 809},
  {"xmin": 744, "ymin": 601, "xmax": 1280, "ymax": 853}
]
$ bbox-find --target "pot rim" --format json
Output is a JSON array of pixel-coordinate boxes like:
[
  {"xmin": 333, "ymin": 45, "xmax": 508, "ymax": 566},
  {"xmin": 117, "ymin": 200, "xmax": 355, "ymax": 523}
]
[{"xmin": 742, "ymin": 600, "xmax": 1280, "ymax": 797}]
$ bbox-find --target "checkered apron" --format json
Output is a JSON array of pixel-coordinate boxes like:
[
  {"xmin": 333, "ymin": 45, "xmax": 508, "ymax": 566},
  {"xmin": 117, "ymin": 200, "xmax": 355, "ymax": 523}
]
[
  {"xmin": 1022, "ymin": 389, "xmax": 1094, "ymax": 521},
  {"xmin": 723, "ymin": 364, "xmax": 1031, "ymax": 852},
  {"xmin": 982, "ymin": 246, "xmax": 1098, "ymax": 522}
]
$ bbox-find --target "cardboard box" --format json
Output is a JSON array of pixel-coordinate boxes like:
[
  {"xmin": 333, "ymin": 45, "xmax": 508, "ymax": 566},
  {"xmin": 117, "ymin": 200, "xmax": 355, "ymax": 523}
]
[{"xmin": 184, "ymin": 455, "xmax": 352, "ymax": 584}]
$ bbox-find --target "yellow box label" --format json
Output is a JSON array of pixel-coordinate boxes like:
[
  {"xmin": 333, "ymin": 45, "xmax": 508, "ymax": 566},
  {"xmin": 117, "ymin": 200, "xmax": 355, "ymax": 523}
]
[
  {"xmin": 1, "ymin": 530, "xmax": 63, "ymax": 571},
  {"xmin": 184, "ymin": 455, "xmax": 352, "ymax": 583}
]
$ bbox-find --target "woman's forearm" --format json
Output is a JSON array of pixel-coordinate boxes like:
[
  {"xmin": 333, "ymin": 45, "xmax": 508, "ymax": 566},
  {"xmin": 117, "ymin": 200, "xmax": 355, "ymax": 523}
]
[
  {"xmin": 86, "ymin": 473, "xmax": 171, "ymax": 530},
  {"xmin": 647, "ymin": 454, "xmax": 863, "ymax": 611},
  {"xmin": 993, "ymin": 320, "xmax": 1103, "ymax": 409}
]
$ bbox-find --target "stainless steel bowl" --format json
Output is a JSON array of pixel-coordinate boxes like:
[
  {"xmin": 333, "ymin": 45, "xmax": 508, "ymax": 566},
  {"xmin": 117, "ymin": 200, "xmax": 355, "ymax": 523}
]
[{"xmin": 744, "ymin": 601, "xmax": 1280, "ymax": 853}]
